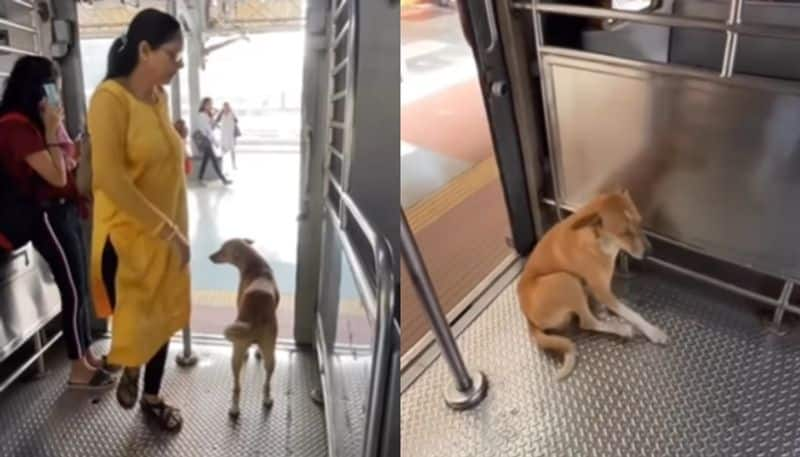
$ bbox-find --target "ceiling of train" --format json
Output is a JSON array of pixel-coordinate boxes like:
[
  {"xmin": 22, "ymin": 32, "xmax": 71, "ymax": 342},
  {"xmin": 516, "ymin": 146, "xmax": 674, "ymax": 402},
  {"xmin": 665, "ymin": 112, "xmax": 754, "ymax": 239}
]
[{"xmin": 76, "ymin": 0, "xmax": 304, "ymax": 38}]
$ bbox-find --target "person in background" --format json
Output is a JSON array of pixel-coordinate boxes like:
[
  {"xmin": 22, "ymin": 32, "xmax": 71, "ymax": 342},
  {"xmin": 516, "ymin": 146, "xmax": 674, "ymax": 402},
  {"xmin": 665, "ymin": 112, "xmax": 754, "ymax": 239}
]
[
  {"xmin": 0, "ymin": 56, "xmax": 114, "ymax": 389},
  {"xmin": 216, "ymin": 101, "xmax": 240, "ymax": 170},
  {"xmin": 173, "ymin": 118, "xmax": 192, "ymax": 176},
  {"xmin": 195, "ymin": 96, "xmax": 230, "ymax": 185},
  {"xmin": 88, "ymin": 8, "xmax": 190, "ymax": 432}
]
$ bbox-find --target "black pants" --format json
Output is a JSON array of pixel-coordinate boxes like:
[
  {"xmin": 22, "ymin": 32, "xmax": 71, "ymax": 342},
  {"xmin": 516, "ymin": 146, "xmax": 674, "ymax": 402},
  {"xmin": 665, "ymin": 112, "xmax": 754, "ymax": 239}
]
[
  {"xmin": 31, "ymin": 201, "xmax": 92, "ymax": 360},
  {"xmin": 101, "ymin": 238, "xmax": 169, "ymax": 396},
  {"xmin": 197, "ymin": 145, "xmax": 226, "ymax": 182}
]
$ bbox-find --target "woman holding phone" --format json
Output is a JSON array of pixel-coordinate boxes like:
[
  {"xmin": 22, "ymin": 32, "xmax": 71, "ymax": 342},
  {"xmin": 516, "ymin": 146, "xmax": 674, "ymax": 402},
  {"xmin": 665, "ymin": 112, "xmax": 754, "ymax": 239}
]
[{"xmin": 0, "ymin": 56, "xmax": 113, "ymax": 389}]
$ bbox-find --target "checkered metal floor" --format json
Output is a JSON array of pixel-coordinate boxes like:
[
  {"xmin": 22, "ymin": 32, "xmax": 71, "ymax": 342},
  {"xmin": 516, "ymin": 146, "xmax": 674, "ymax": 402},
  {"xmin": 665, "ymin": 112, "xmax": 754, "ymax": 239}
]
[
  {"xmin": 401, "ymin": 267, "xmax": 800, "ymax": 457},
  {"xmin": 0, "ymin": 340, "xmax": 330, "ymax": 457}
]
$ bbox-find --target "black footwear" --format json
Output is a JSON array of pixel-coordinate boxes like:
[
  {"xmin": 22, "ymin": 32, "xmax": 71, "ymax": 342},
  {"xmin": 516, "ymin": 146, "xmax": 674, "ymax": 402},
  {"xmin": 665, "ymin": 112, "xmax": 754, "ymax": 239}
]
[
  {"xmin": 116, "ymin": 368, "xmax": 140, "ymax": 409},
  {"xmin": 140, "ymin": 398, "xmax": 183, "ymax": 432}
]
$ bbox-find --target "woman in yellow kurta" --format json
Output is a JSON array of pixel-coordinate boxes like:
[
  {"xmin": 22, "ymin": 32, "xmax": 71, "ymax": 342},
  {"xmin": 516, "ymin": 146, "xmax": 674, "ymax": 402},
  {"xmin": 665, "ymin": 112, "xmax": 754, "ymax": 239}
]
[{"xmin": 87, "ymin": 9, "xmax": 189, "ymax": 432}]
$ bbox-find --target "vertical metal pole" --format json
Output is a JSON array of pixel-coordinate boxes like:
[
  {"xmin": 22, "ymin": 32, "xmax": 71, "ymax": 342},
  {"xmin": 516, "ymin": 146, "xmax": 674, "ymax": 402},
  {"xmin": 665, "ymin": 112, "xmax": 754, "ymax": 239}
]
[
  {"xmin": 174, "ymin": 1, "xmax": 198, "ymax": 368},
  {"xmin": 530, "ymin": 2, "xmax": 564, "ymax": 220},
  {"xmin": 186, "ymin": 0, "xmax": 204, "ymax": 137},
  {"xmin": 720, "ymin": 0, "xmax": 744, "ymax": 78},
  {"xmin": 51, "ymin": 0, "xmax": 87, "ymax": 137},
  {"xmin": 400, "ymin": 211, "xmax": 487, "ymax": 410},
  {"xmin": 176, "ymin": 325, "xmax": 198, "ymax": 366},
  {"xmin": 167, "ymin": 0, "xmax": 182, "ymax": 122},
  {"xmin": 363, "ymin": 242, "xmax": 393, "ymax": 457},
  {"xmin": 617, "ymin": 253, "xmax": 634, "ymax": 279},
  {"xmin": 33, "ymin": 331, "xmax": 46, "ymax": 377},
  {"xmin": 769, "ymin": 281, "xmax": 793, "ymax": 335},
  {"xmin": 338, "ymin": 0, "xmax": 355, "ymax": 232}
]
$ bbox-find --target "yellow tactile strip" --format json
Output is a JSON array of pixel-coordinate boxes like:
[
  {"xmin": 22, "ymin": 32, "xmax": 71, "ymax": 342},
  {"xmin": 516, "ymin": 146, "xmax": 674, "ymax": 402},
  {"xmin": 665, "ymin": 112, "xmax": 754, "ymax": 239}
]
[
  {"xmin": 406, "ymin": 157, "xmax": 500, "ymax": 233},
  {"xmin": 191, "ymin": 290, "xmax": 364, "ymax": 315},
  {"xmin": 400, "ymin": 177, "xmax": 513, "ymax": 355}
]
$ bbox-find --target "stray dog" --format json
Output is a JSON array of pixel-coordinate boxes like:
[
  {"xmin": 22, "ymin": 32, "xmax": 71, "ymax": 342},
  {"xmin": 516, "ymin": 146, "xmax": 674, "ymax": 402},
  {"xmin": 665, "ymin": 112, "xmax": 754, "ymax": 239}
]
[
  {"xmin": 210, "ymin": 238, "xmax": 280, "ymax": 418},
  {"xmin": 517, "ymin": 190, "xmax": 668, "ymax": 380}
]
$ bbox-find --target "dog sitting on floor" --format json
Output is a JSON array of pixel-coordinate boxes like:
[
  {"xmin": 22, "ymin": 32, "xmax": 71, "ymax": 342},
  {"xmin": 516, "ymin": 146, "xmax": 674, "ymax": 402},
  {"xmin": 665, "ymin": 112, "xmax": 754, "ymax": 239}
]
[
  {"xmin": 517, "ymin": 189, "xmax": 668, "ymax": 380},
  {"xmin": 210, "ymin": 238, "xmax": 280, "ymax": 419}
]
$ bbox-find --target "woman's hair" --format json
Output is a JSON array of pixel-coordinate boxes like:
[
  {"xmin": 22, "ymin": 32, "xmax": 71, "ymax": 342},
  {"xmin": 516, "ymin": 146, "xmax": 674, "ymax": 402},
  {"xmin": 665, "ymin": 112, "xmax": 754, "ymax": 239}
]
[
  {"xmin": 199, "ymin": 97, "xmax": 212, "ymax": 113},
  {"xmin": 105, "ymin": 8, "xmax": 181, "ymax": 80},
  {"xmin": 0, "ymin": 56, "xmax": 60, "ymax": 133}
]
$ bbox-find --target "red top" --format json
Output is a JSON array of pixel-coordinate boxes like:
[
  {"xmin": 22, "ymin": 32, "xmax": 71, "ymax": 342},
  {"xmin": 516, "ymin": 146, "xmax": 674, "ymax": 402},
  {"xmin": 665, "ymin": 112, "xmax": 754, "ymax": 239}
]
[{"xmin": 0, "ymin": 114, "xmax": 83, "ymax": 209}]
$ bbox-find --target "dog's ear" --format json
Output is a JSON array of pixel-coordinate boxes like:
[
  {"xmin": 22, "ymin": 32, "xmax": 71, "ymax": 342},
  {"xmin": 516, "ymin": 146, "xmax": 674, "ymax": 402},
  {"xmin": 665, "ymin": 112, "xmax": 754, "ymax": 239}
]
[
  {"xmin": 243, "ymin": 238, "xmax": 254, "ymax": 245},
  {"xmin": 571, "ymin": 212, "xmax": 602, "ymax": 231}
]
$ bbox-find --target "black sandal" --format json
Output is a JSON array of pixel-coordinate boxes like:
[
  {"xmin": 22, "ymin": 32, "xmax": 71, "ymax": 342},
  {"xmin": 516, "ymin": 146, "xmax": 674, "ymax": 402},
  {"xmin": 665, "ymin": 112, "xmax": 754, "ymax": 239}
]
[
  {"xmin": 116, "ymin": 368, "xmax": 140, "ymax": 409},
  {"xmin": 140, "ymin": 398, "xmax": 183, "ymax": 432}
]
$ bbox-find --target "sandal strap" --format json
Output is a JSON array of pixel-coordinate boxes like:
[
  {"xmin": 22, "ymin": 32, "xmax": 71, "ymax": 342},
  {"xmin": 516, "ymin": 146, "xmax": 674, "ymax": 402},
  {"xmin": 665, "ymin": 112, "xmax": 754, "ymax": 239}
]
[{"xmin": 142, "ymin": 399, "xmax": 182, "ymax": 429}]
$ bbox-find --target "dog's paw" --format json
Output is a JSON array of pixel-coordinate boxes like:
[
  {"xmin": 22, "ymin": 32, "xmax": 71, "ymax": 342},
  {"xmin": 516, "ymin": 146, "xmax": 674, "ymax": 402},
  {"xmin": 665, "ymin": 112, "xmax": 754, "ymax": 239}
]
[
  {"xmin": 596, "ymin": 308, "xmax": 611, "ymax": 320},
  {"xmin": 263, "ymin": 397, "xmax": 274, "ymax": 409},
  {"xmin": 618, "ymin": 323, "xmax": 635, "ymax": 338},
  {"xmin": 228, "ymin": 407, "xmax": 240, "ymax": 419},
  {"xmin": 647, "ymin": 326, "xmax": 668, "ymax": 345}
]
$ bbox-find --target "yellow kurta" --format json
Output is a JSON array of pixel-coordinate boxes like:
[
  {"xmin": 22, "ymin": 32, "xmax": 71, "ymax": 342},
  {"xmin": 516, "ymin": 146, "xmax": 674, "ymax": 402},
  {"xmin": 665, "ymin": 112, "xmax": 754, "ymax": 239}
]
[{"xmin": 87, "ymin": 80, "xmax": 190, "ymax": 367}]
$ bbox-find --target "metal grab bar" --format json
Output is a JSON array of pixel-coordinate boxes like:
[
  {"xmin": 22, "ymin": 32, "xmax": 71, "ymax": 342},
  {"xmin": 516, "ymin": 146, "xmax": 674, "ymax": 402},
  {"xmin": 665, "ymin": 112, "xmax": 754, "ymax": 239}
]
[
  {"xmin": 324, "ymin": 176, "xmax": 397, "ymax": 457},
  {"xmin": 0, "ymin": 45, "xmax": 37, "ymax": 56},
  {"xmin": 400, "ymin": 211, "xmax": 488, "ymax": 410},
  {"xmin": 0, "ymin": 331, "xmax": 62, "ymax": 393},
  {"xmin": 11, "ymin": 0, "xmax": 34, "ymax": 9},
  {"xmin": 0, "ymin": 17, "xmax": 35, "ymax": 33},
  {"xmin": 513, "ymin": 2, "xmax": 800, "ymax": 42}
]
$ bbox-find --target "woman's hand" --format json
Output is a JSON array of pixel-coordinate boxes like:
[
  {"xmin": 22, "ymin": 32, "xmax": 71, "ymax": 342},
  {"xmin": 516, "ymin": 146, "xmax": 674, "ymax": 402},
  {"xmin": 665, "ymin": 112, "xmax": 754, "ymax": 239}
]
[
  {"xmin": 160, "ymin": 223, "xmax": 190, "ymax": 267},
  {"xmin": 170, "ymin": 233, "xmax": 191, "ymax": 268},
  {"xmin": 41, "ymin": 101, "xmax": 63, "ymax": 139}
]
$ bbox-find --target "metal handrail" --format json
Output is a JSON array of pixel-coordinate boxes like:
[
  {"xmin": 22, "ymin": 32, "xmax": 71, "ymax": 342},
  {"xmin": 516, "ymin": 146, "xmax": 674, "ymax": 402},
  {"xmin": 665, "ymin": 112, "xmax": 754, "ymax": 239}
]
[
  {"xmin": 0, "ymin": 45, "xmax": 37, "ymax": 57},
  {"xmin": 10, "ymin": 0, "xmax": 34, "ymax": 9},
  {"xmin": 400, "ymin": 211, "xmax": 488, "ymax": 410},
  {"xmin": 0, "ymin": 331, "xmax": 61, "ymax": 393},
  {"xmin": 513, "ymin": 1, "xmax": 800, "ymax": 42},
  {"xmin": 0, "ymin": 17, "xmax": 36, "ymax": 34},
  {"xmin": 323, "ymin": 176, "xmax": 396, "ymax": 457},
  {"xmin": 325, "ymin": 146, "xmax": 398, "ymax": 455}
]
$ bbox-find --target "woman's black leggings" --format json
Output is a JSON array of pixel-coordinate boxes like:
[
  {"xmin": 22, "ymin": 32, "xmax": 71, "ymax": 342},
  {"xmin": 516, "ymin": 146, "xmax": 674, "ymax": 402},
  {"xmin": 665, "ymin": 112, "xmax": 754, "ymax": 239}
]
[
  {"xmin": 31, "ymin": 201, "xmax": 92, "ymax": 361},
  {"xmin": 101, "ymin": 238, "xmax": 169, "ymax": 396}
]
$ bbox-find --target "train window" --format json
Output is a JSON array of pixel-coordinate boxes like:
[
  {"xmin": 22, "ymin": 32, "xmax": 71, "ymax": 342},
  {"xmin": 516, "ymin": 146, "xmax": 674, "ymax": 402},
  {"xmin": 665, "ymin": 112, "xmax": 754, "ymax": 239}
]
[
  {"xmin": 734, "ymin": 34, "xmax": 800, "ymax": 81},
  {"xmin": 542, "ymin": 13, "xmax": 726, "ymax": 73}
]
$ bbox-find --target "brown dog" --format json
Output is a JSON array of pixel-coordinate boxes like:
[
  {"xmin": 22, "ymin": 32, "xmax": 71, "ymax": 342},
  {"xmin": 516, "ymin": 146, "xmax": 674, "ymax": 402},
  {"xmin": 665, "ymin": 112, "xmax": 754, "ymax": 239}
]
[
  {"xmin": 209, "ymin": 238, "xmax": 280, "ymax": 418},
  {"xmin": 517, "ymin": 190, "xmax": 668, "ymax": 380}
]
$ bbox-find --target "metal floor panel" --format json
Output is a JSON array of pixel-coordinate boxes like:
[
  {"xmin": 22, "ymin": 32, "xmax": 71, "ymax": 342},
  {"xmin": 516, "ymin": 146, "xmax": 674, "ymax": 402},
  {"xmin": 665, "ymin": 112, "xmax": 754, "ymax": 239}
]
[
  {"xmin": 339, "ymin": 353, "xmax": 372, "ymax": 457},
  {"xmin": 401, "ymin": 267, "xmax": 800, "ymax": 457},
  {"xmin": 0, "ymin": 340, "xmax": 330, "ymax": 457}
]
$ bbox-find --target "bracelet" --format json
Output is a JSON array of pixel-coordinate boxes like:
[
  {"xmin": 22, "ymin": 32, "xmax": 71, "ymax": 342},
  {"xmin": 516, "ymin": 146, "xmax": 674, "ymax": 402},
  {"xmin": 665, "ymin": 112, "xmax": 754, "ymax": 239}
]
[{"xmin": 153, "ymin": 219, "xmax": 177, "ymax": 241}]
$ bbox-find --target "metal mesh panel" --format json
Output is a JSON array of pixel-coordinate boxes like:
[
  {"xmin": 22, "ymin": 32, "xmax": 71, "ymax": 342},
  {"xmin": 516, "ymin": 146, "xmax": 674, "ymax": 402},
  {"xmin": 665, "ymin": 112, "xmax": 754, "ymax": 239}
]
[
  {"xmin": 0, "ymin": 341, "xmax": 331, "ymax": 457},
  {"xmin": 402, "ymin": 269, "xmax": 800, "ymax": 457}
]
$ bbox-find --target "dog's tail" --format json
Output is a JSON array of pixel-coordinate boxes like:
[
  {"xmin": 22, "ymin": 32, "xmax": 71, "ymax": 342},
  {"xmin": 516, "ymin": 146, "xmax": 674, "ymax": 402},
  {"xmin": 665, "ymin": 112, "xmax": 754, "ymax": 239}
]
[
  {"xmin": 529, "ymin": 324, "xmax": 576, "ymax": 381},
  {"xmin": 224, "ymin": 321, "xmax": 253, "ymax": 341}
]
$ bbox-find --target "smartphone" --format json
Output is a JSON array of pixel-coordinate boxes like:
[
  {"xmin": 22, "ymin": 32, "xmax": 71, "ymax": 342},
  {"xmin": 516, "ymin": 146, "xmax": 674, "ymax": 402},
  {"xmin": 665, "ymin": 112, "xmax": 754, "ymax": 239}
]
[{"xmin": 43, "ymin": 83, "xmax": 60, "ymax": 107}]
